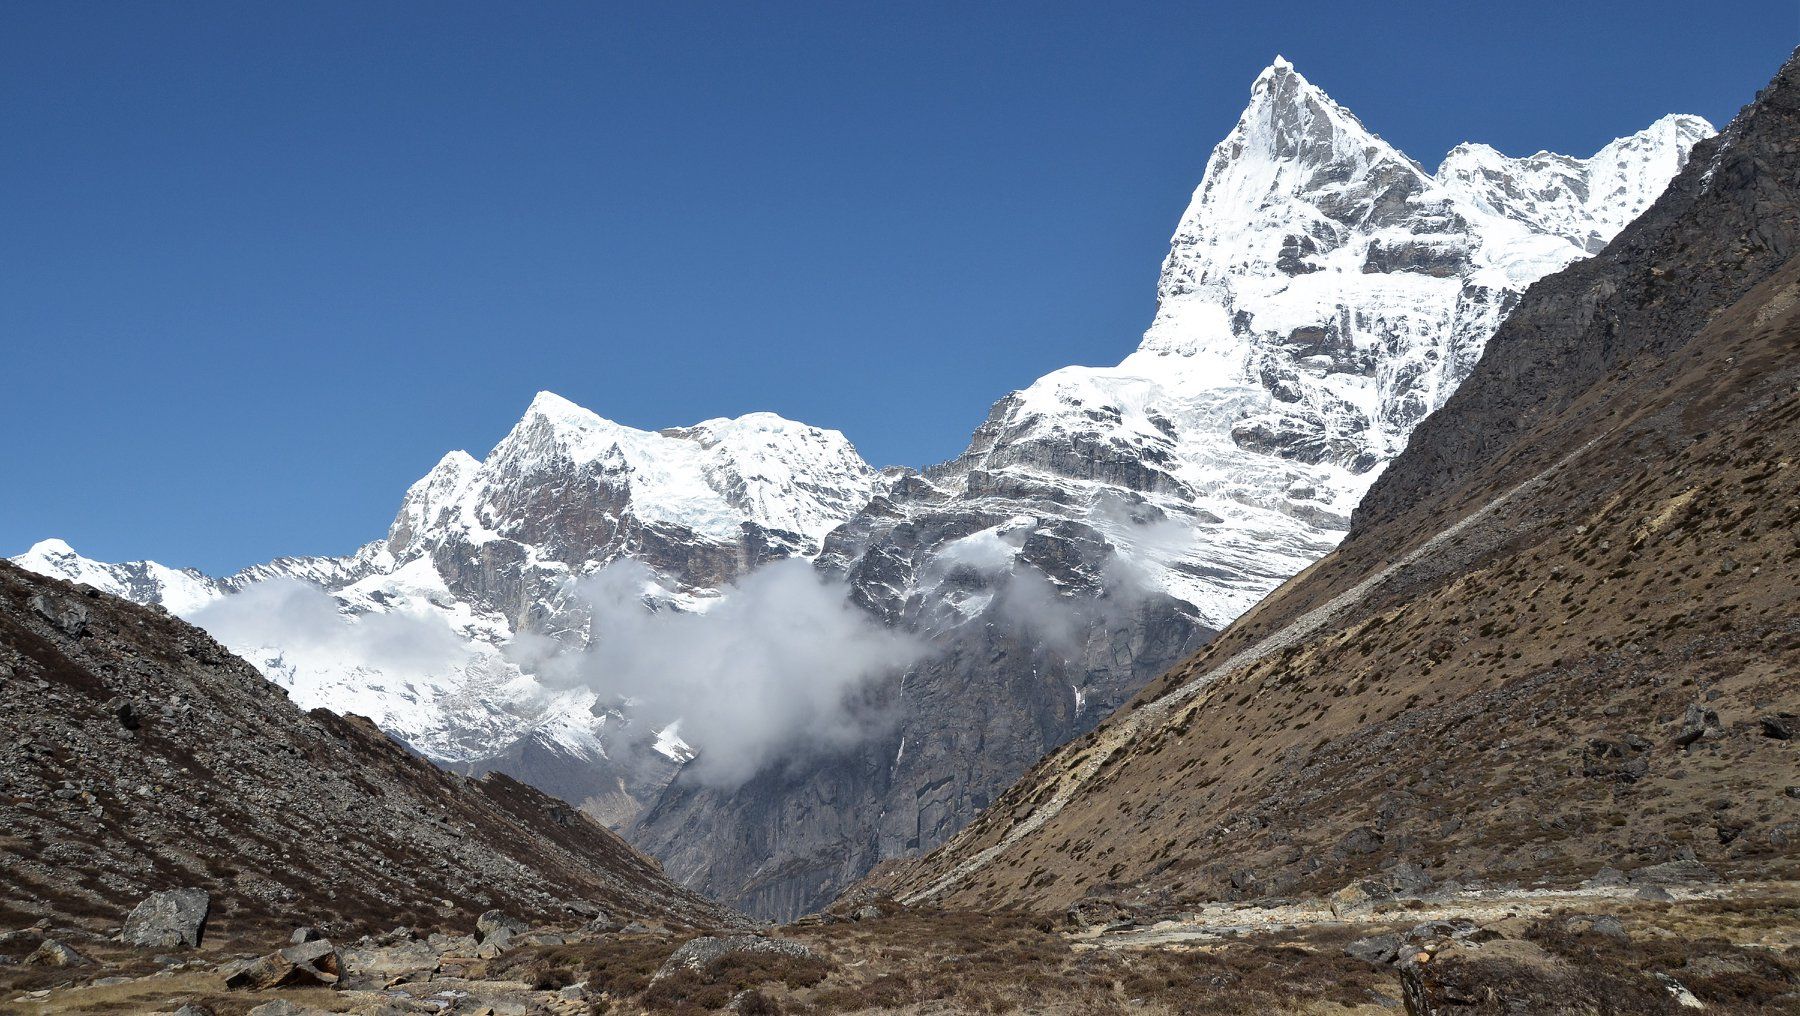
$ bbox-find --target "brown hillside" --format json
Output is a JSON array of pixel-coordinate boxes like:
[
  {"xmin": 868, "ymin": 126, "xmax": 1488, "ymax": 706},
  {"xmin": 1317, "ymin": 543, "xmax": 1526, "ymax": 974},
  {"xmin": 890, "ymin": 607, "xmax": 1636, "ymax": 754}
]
[{"xmin": 0, "ymin": 559, "xmax": 733, "ymax": 944}]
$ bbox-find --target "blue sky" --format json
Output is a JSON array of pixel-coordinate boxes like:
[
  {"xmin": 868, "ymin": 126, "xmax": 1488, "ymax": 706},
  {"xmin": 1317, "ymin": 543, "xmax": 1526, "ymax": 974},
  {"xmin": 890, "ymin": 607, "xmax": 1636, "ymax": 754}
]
[{"xmin": 3, "ymin": 2, "xmax": 1793, "ymax": 573}]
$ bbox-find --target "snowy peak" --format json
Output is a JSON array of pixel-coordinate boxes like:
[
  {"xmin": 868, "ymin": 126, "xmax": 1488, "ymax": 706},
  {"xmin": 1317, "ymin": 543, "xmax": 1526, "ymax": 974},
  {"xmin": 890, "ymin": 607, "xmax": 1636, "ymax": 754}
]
[
  {"xmin": 1235, "ymin": 57, "xmax": 1419, "ymax": 184},
  {"xmin": 1437, "ymin": 113, "xmax": 1715, "ymax": 252},
  {"xmin": 13, "ymin": 539, "xmax": 223, "ymax": 617},
  {"xmin": 469, "ymin": 391, "xmax": 876, "ymax": 547}
]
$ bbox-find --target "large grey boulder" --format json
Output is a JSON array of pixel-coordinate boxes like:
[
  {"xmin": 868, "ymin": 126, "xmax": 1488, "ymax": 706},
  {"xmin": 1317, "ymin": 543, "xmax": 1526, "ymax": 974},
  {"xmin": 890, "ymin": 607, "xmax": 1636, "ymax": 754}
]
[
  {"xmin": 124, "ymin": 887, "xmax": 210, "ymax": 949},
  {"xmin": 652, "ymin": 935, "xmax": 819, "ymax": 983}
]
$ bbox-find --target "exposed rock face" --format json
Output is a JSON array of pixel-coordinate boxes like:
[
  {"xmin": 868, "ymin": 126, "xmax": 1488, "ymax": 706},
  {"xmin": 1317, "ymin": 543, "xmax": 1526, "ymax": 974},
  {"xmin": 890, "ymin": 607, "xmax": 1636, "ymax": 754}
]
[
  {"xmin": 873, "ymin": 50, "xmax": 1800, "ymax": 916},
  {"xmin": 0, "ymin": 560, "xmax": 732, "ymax": 938}
]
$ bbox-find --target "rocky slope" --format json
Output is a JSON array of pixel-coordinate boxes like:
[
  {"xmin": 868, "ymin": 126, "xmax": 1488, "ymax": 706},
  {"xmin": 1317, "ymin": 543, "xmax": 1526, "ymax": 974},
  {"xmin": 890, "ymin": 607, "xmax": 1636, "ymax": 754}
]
[
  {"xmin": 623, "ymin": 61, "xmax": 1713, "ymax": 920},
  {"xmin": 0, "ymin": 559, "xmax": 732, "ymax": 943},
  {"xmin": 872, "ymin": 50, "xmax": 1800, "ymax": 918}
]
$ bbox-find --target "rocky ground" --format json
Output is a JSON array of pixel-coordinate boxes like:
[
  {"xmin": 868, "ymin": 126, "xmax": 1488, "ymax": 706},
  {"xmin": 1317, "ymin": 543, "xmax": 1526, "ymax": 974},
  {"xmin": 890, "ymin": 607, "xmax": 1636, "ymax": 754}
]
[{"xmin": 4, "ymin": 879, "xmax": 1795, "ymax": 1014}]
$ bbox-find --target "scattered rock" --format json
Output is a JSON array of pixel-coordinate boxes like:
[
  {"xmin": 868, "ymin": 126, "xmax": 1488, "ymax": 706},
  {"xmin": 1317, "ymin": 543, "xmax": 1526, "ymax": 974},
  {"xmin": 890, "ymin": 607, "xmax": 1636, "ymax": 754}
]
[
  {"xmin": 223, "ymin": 938, "xmax": 341, "ymax": 990},
  {"xmin": 1759, "ymin": 714, "xmax": 1794, "ymax": 740},
  {"xmin": 1583, "ymin": 866, "xmax": 1628, "ymax": 888},
  {"xmin": 1564, "ymin": 914, "xmax": 1630, "ymax": 941},
  {"xmin": 1329, "ymin": 879, "xmax": 1395, "ymax": 918},
  {"xmin": 1631, "ymin": 859, "xmax": 1718, "ymax": 886},
  {"xmin": 340, "ymin": 938, "xmax": 439, "ymax": 981},
  {"xmin": 1655, "ymin": 973, "xmax": 1706, "ymax": 1010},
  {"xmin": 246, "ymin": 1002, "xmax": 330, "ymax": 1016},
  {"xmin": 1335, "ymin": 825, "xmax": 1384, "ymax": 856},
  {"xmin": 426, "ymin": 931, "xmax": 479, "ymax": 954},
  {"xmin": 1066, "ymin": 896, "xmax": 1134, "ymax": 929},
  {"xmin": 172, "ymin": 1005, "xmax": 217, "ymax": 1016},
  {"xmin": 28, "ymin": 592, "xmax": 88, "ymax": 636},
  {"xmin": 123, "ymin": 887, "xmax": 210, "ymax": 949},
  {"xmin": 584, "ymin": 912, "xmax": 624, "ymax": 935},
  {"xmin": 1637, "ymin": 886, "xmax": 1675, "ymax": 902},
  {"xmin": 1344, "ymin": 933, "xmax": 1403, "ymax": 965},
  {"xmin": 1672, "ymin": 703, "xmax": 1723, "ymax": 747},
  {"xmin": 653, "ymin": 935, "xmax": 820, "ymax": 983},
  {"xmin": 25, "ymin": 938, "xmax": 90, "ymax": 967}
]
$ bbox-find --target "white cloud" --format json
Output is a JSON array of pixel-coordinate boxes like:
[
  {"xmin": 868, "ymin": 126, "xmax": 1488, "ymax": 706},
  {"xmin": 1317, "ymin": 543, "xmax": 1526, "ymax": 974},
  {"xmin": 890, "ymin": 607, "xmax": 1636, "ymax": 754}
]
[
  {"xmin": 185, "ymin": 578, "xmax": 472, "ymax": 680},
  {"xmin": 537, "ymin": 559, "xmax": 926, "ymax": 789}
]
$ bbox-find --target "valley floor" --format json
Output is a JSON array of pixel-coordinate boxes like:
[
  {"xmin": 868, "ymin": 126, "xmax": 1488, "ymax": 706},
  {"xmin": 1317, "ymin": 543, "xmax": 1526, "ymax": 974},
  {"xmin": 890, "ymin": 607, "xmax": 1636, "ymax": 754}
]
[{"xmin": 6, "ymin": 879, "xmax": 1796, "ymax": 1014}]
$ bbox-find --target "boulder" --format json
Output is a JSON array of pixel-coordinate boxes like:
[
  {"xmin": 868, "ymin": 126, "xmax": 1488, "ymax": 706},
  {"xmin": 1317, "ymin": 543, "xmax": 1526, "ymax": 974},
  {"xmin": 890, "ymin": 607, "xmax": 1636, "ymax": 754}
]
[
  {"xmin": 476, "ymin": 909, "xmax": 527, "ymax": 937},
  {"xmin": 25, "ymin": 938, "xmax": 90, "ymax": 967},
  {"xmin": 340, "ymin": 938, "xmax": 439, "ymax": 981},
  {"xmin": 28, "ymin": 592, "xmax": 88, "ymax": 637},
  {"xmin": 1630, "ymin": 859, "xmax": 1718, "ymax": 886},
  {"xmin": 123, "ymin": 888, "xmax": 210, "ymax": 949},
  {"xmin": 653, "ymin": 935, "xmax": 820, "ymax": 983},
  {"xmin": 475, "ymin": 909, "xmax": 528, "ymax": 949},
  {"xmin": 289, "ymin": 926, "xmax": 325, "ymax": 944},
  {"xmin": 224, "ymin": 938, "xmax": 341, "ymax": 990},
  {"xmin": 1329, "ymin": 879, "xmax": 1395, "ymax": 918},
  {"xmin": 1344, "ymin": 933, "xmax": 1403, "ymax": 965},
  {"xmin": 1672, "ymin": 703, "xmax": 1723, "ymax": 747}
]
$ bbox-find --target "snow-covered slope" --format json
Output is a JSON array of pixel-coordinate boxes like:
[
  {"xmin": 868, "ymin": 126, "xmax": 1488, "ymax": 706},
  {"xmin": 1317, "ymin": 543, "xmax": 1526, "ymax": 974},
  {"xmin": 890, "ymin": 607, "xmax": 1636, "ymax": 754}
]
[
  {"xmin": 12, "ymin": 396, "xmax": 879, "ymax": 820},
  {"xmin": 12, "ymin": 539, "xmax": 224, "ymax": 617},
  {"xmin": 838, "ymin": 57, "xmax": 1712, "ymax": 631}
]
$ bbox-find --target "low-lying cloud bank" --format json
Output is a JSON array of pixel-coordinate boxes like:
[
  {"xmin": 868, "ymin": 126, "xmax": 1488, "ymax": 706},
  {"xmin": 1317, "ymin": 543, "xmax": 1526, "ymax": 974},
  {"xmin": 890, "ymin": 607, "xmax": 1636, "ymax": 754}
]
[
  {"xmin": 532, "ymin": 559, "xmax": 927, "ymax": 789},
  {"xmin": 185, "ymin": 578, "xmax": 473, "ymax": 680}
]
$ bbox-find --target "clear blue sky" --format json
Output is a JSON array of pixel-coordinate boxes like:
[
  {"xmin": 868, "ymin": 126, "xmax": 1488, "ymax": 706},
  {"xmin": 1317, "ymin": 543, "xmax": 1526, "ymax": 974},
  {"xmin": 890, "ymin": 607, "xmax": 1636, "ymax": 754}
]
[{"xmin": 3, "ymin": 2, "xmax": 1792, "ymax": 573}]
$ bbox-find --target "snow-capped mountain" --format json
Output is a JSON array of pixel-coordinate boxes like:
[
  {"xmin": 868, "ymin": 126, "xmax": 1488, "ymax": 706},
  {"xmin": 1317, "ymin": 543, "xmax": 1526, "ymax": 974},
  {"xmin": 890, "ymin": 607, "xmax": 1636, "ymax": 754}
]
[
  {"xmin": 12, "ymin": 539, "xmax": 224, "ymax": 617},
  {"xmin": 14, "ymin": 397, "xmax": 878, "ymax": 821},
  {"xmin": 12, "ymin": 57, "xmax": 1711, "ymax": 921},
  {"xmin": 625, "ymin": 58, "xmax": 1714, "ymax": 919}
]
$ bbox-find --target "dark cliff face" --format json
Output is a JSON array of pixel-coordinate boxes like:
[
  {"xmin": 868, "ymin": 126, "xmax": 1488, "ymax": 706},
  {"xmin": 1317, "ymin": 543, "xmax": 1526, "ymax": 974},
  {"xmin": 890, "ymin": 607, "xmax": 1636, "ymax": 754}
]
[
  {"xmin": 0, "ymin": 560, "xmax": 730, "ymax": 938},
  {"xmin": 1352, "ymin": 51, "xmax": 1800, "ymax": 544},
  {"xmin": 626, "ymin": 396, "xmax": 1217, "ymax": 922},
  {"xmin": 630, "ymin": 590, "xmax": 1209, "ymax": 921}
]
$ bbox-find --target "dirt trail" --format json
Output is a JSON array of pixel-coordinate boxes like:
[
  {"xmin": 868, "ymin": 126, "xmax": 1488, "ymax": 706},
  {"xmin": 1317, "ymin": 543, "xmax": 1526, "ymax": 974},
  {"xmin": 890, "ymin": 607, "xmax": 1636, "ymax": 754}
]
[{"xmin": 900, "ymin": 436, "xmax": 1606, "ymax": 905}]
